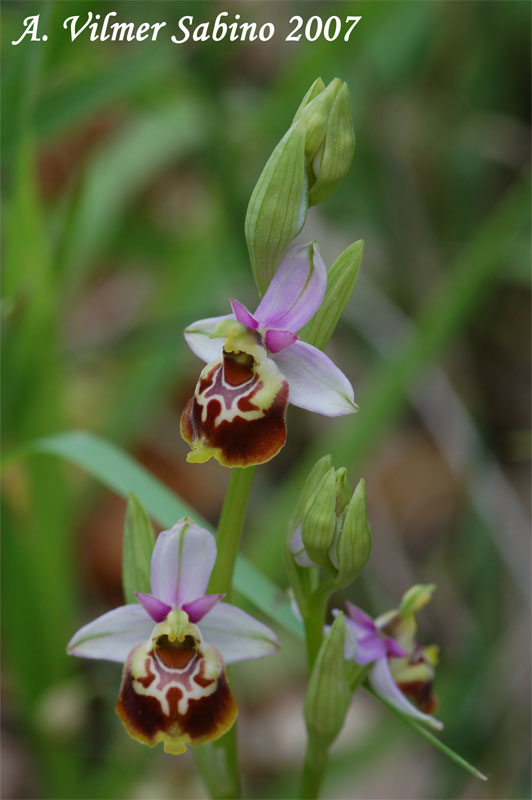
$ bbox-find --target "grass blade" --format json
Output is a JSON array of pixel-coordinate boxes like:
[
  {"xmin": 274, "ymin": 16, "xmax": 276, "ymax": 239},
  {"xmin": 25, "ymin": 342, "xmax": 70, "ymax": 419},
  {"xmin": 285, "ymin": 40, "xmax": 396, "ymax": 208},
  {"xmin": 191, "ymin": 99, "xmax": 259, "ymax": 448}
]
[{"xmin": 366, "ymin": 687, "xmax": 488, "ymax": 781}]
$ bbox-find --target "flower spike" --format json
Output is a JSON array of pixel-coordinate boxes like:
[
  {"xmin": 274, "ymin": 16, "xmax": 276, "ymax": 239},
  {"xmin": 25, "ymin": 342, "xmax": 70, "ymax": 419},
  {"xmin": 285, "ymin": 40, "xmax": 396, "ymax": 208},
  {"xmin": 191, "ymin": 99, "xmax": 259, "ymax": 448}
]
[{"xmin": 68, "ymin": 518, "xmax": 279, "ymax": 753}]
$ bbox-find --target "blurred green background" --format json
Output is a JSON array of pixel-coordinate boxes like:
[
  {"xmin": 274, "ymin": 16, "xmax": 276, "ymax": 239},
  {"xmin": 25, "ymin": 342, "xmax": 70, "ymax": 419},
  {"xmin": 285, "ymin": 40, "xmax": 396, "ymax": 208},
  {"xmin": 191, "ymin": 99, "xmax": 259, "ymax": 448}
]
[{"xmin": 1, "ymin": 1, "xmax": 530, "ymax": 798}]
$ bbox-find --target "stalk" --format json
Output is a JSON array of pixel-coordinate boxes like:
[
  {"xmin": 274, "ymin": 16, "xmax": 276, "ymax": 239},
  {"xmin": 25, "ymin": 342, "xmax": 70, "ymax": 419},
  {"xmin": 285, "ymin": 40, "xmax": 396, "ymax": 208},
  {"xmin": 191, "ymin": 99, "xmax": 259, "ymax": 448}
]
[
  {"xmin": 208, "ymin": 466, "xmax": 256, "ymax": 595},
  {"xmin": 300, "ymin": 732, "xmax": 328, "ymax": 800},
  {"xmin": 303, "ymin": 579, "xmax": 334, "ymax": 671},
  {"xmin": 194, "ymin": 466, "xmax": 256, "ymax": 799}
]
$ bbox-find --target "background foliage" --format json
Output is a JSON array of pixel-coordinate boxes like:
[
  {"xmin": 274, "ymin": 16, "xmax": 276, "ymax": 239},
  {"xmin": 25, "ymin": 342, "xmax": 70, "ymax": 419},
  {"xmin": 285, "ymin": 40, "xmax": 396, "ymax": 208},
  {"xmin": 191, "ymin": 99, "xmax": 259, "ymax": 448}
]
[{"xmin": 2, "ymin": 1, "xmax": 530, "ymax": 798}]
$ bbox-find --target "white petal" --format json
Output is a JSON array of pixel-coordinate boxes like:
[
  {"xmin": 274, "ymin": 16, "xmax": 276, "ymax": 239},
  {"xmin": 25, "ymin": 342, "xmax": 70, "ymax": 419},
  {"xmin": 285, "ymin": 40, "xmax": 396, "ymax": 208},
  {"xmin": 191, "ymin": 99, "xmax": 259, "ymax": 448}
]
[
  {"xmin": 151, "ymin": 519, "xmax": 217, "ymax": 607},
  {"xmin": 289, "ymin": 523, "xmax": 316, "ymax": 567},
  {"xmin": 273, "ymin": 340, "xmax": 357, "ymax": 416},
  {"xmin": 198, "ymin": 602, "xmax": 279, "ymax": 664},
  {"xmin": 184, "ymin": 314, "xmax": 232, "ymax": 363},
  {"xmin": 370, "ymin": 657, "xmax": 443, "ymax": 730},
  {"xmin": 67, "ymin": 605, "xmax": 153, "ymax": 663}
]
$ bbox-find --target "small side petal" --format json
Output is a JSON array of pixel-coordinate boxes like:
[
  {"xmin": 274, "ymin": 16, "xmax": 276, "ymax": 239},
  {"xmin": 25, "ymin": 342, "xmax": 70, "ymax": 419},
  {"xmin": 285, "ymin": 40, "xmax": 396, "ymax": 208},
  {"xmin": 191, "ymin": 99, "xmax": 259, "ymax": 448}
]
[
  {"xmin": 184, "ymin": 314, "xmax": 232, "ymax": 363},
  {"xmin": 151, "ymin": 520, "xmax": 216, "ymax": 608},
  {"xmin": 182, "ymin": 594, "xmax": 224, "ymax": 623},
  {"xmin": 230, "ymin": 299, "xmax": 259, "ymax": 329},
  {"xmin": 198, "ymin": 603, "xmax": 280, "ymax": 664},
  {"xmin": 254, "ymin": 243, "xmax": 327, "ymax": 332},
  {"xmin": 265, "ymin": 328, "xmax": 299, "ymax": 353},
  {"xmin": 384, "ymin": 637, "xmax": 409, "ymax": 659},
  {"xmin": 67, "ymin": 605, "xmax": 153, "ymax": 663},
  {"xmin": 273, "ymin": 340, "xmax": 357, "ymax": 416},
  {"xmin": 370, "ymin": 657, "xmax": 443, "ymax": 730},
  {"xmin": 135, "ymin": 593, "xmax": 172, "ymax": 623}
]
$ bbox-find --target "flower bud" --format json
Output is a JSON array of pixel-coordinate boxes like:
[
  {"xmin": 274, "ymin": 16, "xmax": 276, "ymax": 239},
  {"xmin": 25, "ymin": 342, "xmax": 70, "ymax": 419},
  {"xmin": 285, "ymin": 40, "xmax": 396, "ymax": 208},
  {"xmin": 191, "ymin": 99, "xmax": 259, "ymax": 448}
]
[
  {"xmin": 304, "ymin": 613, "xmax": 351, "ymax": 748},
  {"xmin": 334, "ymin": 478, "xmax": 372, "ymax": 586},
  {"xmin": 293, "ymin": 80, "xmax": 355, "ymax": 207},
  {"xmin": 301, "ymin": 467, "xmax": 337, "ymax": 566},
  {"xmin": 335, "ymin": 467, "xmax": 351, "ymax": 516},
  {"xmin": 245, "ymin": 78, "xmax": 355, "ymax": 295},
  {"xmin": 289, "ymin": 454, "xmax": 333, "ymax": 533}
]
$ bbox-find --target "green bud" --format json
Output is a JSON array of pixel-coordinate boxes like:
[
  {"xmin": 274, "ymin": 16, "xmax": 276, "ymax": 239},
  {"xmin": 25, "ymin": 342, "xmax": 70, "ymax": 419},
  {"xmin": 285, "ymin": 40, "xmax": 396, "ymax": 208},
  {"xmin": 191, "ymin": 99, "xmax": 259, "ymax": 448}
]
[
  {"xmin": 308, "ymin": 83, "xmax": 355, "ymax": 206},
  {"xmin": 399, "ymin": 584, "xmax": 436, "ymax": 618},
  {"xmin": 293, "ymin": 77, "xmax": 327, "ymax": 116},
  {"xmin": 293, "ymin": 78, "xmax": 340, "ymax": 159},
  {"xmin": 245, "ymin": 121, "xmax": 308, "ymax": 296},
  {"xmin": 301, "ymin": 467, "xmax": 337, "ymax": 566},
  {"xmin": 245, "ymin": 78, "xmax": 355, "ymax": 296},
  {"xmin": 335, "ymin": 467, "xmax": 351, "ymax": 516},
  {"xmin": 300, "ymin": 240, "xmax": 363, "ymax": 350},
  {"xmin": 304, "ymin": 613, "xmax": 351, "ymax": 748},
  {"xmin": 334, "ymin": 478, "xmax": 372, "ymax": 586},
  {"xmin": 286, "ymin": 455, "xmax": 333, "ymax": 617},
  {"xmin": 289, "ymin": 454, "xmax": 333, "ymax": 533}
]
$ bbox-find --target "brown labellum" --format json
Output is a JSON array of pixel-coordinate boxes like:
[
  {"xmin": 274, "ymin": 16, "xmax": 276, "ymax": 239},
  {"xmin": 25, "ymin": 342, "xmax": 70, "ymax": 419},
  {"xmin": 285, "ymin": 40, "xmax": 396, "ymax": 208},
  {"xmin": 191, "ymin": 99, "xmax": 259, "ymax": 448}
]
[
  {"xmin": 116, "ymin": 637, "xmax": 237, "ymax": 754},
  {"xmin": 181, "ymin": 351, "xmax": 289, "ymax": 467}
]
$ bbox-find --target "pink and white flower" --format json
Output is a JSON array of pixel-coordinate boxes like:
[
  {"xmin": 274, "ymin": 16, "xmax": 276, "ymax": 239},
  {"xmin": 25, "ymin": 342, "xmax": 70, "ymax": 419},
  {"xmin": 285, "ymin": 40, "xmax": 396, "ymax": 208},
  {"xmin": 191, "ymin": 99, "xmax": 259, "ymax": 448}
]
[
  {"xmin": 68, "ymin": 518, "xmax": 279, "ymax": 753},
  {"xmin": 335, "ymin": 599, "xmax": 442, "ymax": 730},
  {"xmin": 181, "ymin": 242, "xmax": 357, "ymax": 467}
]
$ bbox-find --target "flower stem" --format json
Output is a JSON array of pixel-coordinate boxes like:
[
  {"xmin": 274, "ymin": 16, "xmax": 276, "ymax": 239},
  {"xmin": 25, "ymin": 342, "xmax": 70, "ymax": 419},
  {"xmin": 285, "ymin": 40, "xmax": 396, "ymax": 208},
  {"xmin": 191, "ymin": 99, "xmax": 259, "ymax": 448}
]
[
  {"xmin": 300, "ymin": 731, "xmax": 328, "ymax": 800},
  {"xmin": 196, "ymin": 467, "xmax": 256, "ymax": 800},
  {"xmin": 208, "ymin": 466, "xmax": 256, "ymax": 596},
  {"xmin": 304, "ymin": 580, "xmax": 334, "ymax": 671}
]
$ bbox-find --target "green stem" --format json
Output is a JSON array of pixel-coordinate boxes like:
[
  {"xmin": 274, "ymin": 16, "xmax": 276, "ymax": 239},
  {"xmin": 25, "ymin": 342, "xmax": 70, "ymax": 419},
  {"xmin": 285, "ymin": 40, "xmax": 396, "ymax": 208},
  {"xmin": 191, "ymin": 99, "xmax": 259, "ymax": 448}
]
[
  {"xmin": 195, "ymin": 466, "xmax": 256, "ymax": 800},
  {"xmin": 303, "ymin": 580, "xmax": 334, "ymax": 671},
  {"xmin": 300, "ymin": 732, "xmax": 328, "ymax": 800},
  {"xmin": 208, "ymin": 466, "xmax": 256, "ymax": 595}
]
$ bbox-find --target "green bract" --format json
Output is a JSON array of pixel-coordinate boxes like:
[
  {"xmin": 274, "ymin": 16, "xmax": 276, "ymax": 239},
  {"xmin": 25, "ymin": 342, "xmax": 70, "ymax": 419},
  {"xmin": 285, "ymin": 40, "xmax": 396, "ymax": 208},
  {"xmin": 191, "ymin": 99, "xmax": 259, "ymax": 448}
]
[
  {"xmin": 304, "ymin": 613, "xmax": 351, "ymax": 748},
  {"xmin": 299, "ymin": 240, "xmax": 364, "ymax": 350},
  {"xmin": 122, "ymin": 493, "xmax": 156, "ymax": 604}
]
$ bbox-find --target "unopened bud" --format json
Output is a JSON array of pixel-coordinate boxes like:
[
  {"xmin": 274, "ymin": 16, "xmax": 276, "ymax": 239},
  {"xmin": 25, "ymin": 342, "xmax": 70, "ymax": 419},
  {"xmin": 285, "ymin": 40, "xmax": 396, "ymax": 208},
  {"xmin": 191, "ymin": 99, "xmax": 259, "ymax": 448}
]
[
  {"xmin": 308, "ymin": 83, "xmax": 355, "ymax": 206},
  {"xmin": 289, "ymin": 454, "xmax": 332, "ymax": 533},
  {"xmin": 304, "ymin": 613, "xmax": 351, "ymax": 747},
  {"xmin": 335, "ymin": 467, "xmax": 351, "ymax": 516},
  {"xmin": 245, "ymin": 78, "xmax": 355, "ymax": 295},
  {"xmin": 334, "ymin": 478, "xmax": 372, "ymax": 586},
  {"xmin": 301, "ymin": 467, "xmax": 337, "ymax": 566}
]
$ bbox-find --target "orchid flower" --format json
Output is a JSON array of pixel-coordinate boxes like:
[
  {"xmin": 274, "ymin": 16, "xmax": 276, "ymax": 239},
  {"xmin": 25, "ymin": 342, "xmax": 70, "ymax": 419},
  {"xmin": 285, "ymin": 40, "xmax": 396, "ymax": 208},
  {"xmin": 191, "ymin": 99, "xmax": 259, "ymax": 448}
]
[
  {"xmin": 181, "ymin": 242, "xmax": 357, "ymax": 467},
  {"xmin": 68, "ymin": 518, "xmax": 279, "ymax": 754},
  {"xmin": 334, "ymin": 590, "xmax": 442, "ymax": 730}
]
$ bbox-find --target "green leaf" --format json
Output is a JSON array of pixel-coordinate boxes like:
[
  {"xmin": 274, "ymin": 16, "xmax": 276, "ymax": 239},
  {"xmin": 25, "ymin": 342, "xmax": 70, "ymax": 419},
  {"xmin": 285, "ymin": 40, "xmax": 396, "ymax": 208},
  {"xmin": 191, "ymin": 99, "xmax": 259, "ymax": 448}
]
[
  {"xmin": 58, "ymin": 100, "xmax": 211, "ymax": 284},
  {"xmin": 10, "ymin": 430, "xmax": 303, "ymax": 639},
  {"xmin": 366, "ymin": 687, "xmax": 488, "ymax": 782},
  {"xmin": 122, "ymin": 494, "xmax": 156, "ymax": 604}
]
